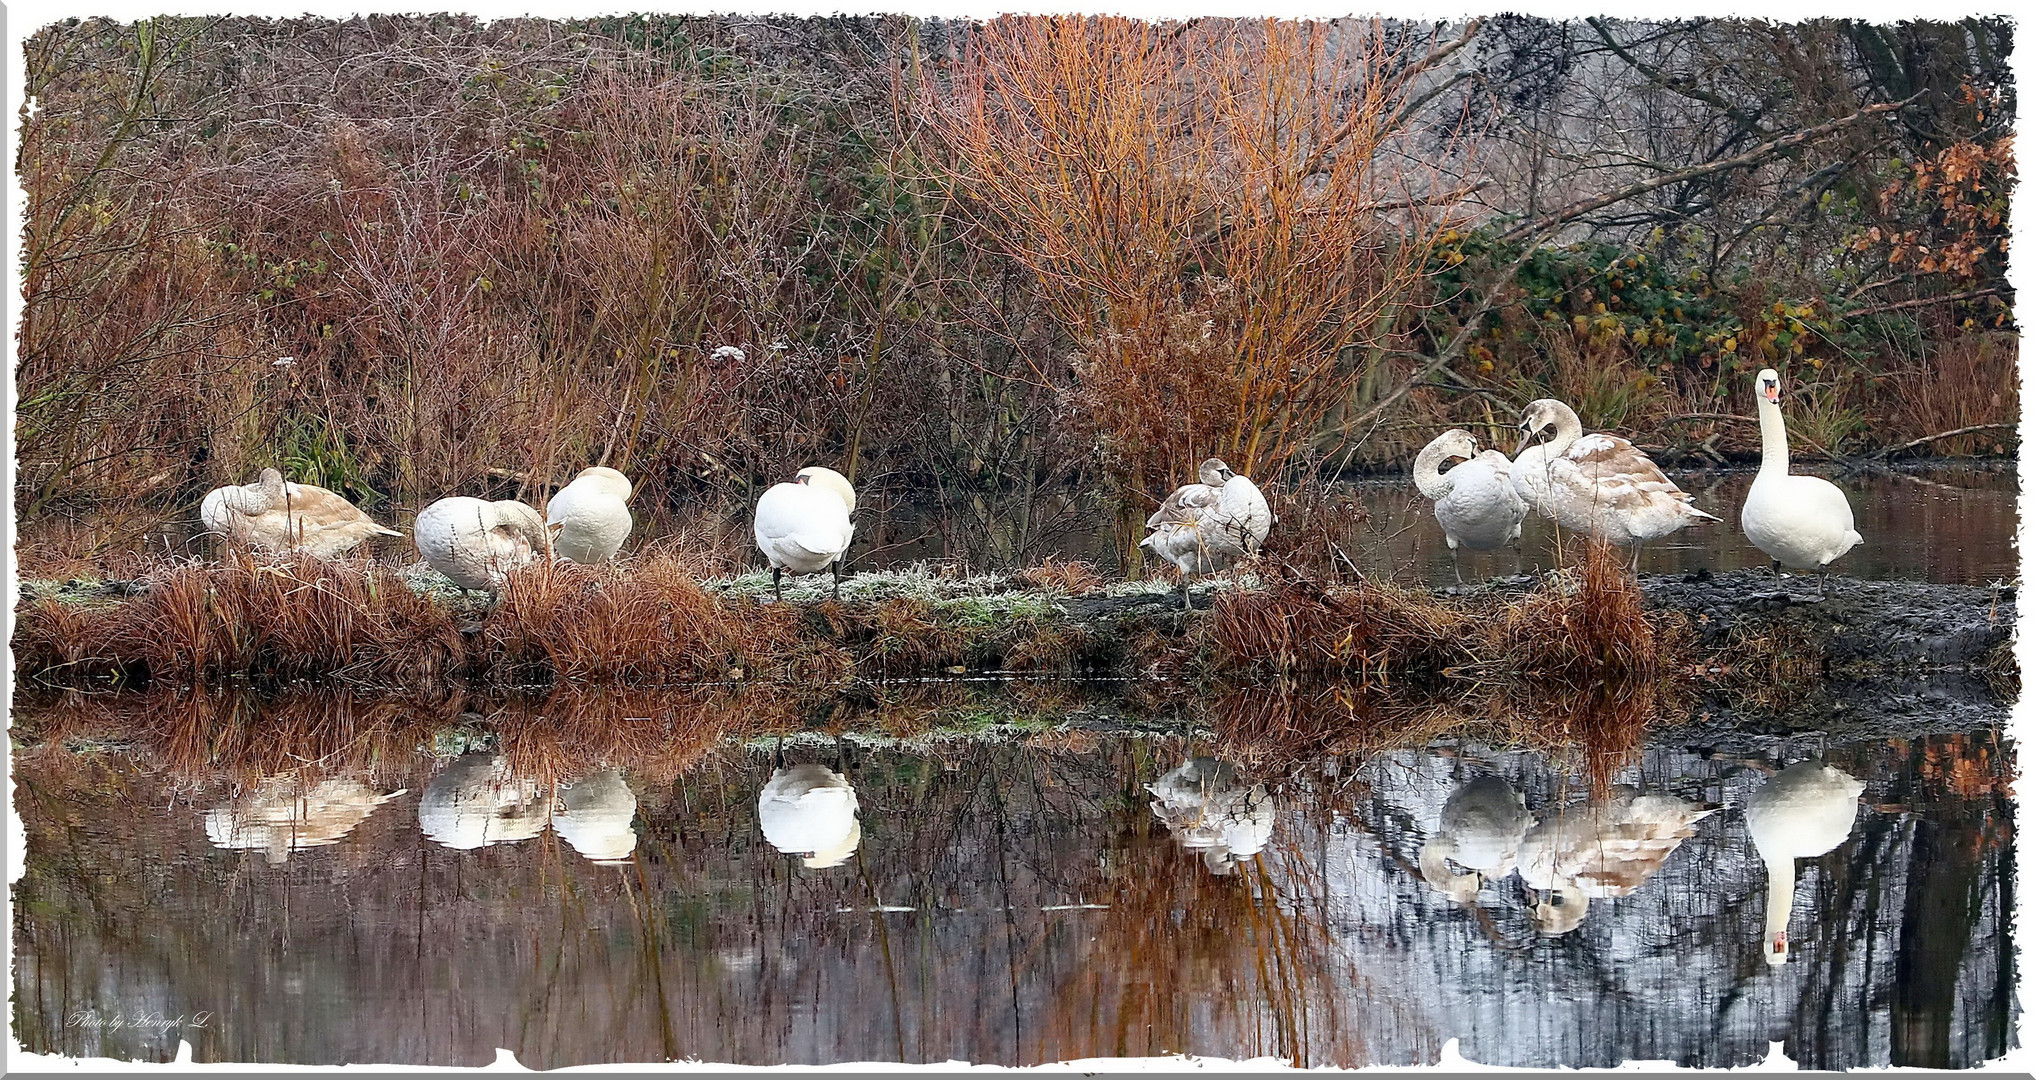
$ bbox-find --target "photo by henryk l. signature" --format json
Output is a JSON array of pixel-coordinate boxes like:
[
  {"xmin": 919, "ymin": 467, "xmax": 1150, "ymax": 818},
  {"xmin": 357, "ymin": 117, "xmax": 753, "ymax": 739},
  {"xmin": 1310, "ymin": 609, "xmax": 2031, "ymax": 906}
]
[{"xmin": 64, "ymin": 1011, "xmax": 214, "ymax": 1034}]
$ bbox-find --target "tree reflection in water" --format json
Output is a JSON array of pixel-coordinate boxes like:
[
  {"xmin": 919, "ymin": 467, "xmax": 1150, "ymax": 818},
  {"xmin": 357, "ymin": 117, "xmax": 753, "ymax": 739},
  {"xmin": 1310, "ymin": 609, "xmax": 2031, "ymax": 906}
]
[{"xmin": 10, "ymin": 691, "xmax": 2014, "ymax": 1069}]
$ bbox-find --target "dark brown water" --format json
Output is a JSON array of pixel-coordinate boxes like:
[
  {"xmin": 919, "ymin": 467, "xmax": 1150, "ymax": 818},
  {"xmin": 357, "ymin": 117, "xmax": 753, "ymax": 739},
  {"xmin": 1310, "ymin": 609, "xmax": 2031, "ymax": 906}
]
[
  {"xmin": 853, "ymin": 465, "xmax": 2019, "ymax": 586},
  {"xmin": 12, "ymin": 709, "xmax": 2013, "ymax": 1069}
]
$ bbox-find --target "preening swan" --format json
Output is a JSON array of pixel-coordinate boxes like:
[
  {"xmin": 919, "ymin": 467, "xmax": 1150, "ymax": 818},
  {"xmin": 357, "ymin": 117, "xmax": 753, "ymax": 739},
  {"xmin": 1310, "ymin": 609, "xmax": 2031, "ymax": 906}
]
[
  {"xmin": 414, "ymin": 496, "xmax": 550, "ymax": 593},
  {"xmin": 1513, "ymin": 399, "xmax": 1719, "ymax": 569},
  {"xmin": 204, "ymin": 776, "xmax": 409, "ymax": 865},
  {"xmin": 757, "ymin": 764, "xmax": 862, "ymax": 869},
  {"xmin": 1745, "ymin": 760, "xmax": 1864, "ymax": 966},
  {"xmin": 1146, "ymin": 757, "xmax": 1275, "ymax": 876},
  {"xmin": 1516, "ymin": 787, "xmax": 1719, "ymax": 935},
  {"xmin": 200, "ymin": 467, "xmax": 400, "ymax": 557},
  {"xmin": 1414, "ymin": 429, "xmax": 1528, "ymax": 583},
  {"xmin": 1140, "ymin": 457, "xmax": 1273, "ymax": 610},
  {"xmin": 753, "ymin": 466, "xmax": 857, "ymax": 601},
  {"xmin": 1740, "ymin": 368, "xmax": 1863, "ymax": 596},
  {"xmin": 1418, "ymin": 775, "xmax": 1533, "ymax": 905},
  {"xmin": 545, "ymin": 466, "xmax": 634, "ymax": 564}
]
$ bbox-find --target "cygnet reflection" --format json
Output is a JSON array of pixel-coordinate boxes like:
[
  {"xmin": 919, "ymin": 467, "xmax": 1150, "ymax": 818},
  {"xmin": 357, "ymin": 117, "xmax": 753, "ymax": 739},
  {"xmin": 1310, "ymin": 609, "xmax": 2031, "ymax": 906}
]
[
  {"xmin": 1517, "ymin": 786, "xmax": 1719, "ymax": 936},
  {"xmin": 758, "ymin": 764, "xmax": 861, "ymax": 869},
  {"xmin": 1746, "ymin": 760, "xmax": 1864, "ymax": 965},
  {"xmin": 1418, "ymin": 774, "xmax": 1532, "ymax": 905},
  {"xmin": 1146, "ymin": 757, "xmax": 1275, "ymax": 875},
  {"xmin": 552, "ymin": 768, "xmax": 639, "ymax": 865},
  {"xmin": 417, "ymin": 754, "xmax": 551, "ymax": 850},
  {"xmin": 205, "ymin": 775, "xmax": 408, "ymax": 864}
]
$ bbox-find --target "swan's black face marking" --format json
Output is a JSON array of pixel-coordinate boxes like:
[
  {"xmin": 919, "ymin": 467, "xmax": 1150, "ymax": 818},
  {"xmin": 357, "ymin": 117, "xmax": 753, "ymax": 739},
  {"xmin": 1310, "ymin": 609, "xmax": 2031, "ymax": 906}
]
[
  {"xmin": 1761, "ymin": 375, "xmax": 1781, "ymax": 405},
  {"xmin": 795, "ymin": 475, "xmax": 810, "ymax": 485}
]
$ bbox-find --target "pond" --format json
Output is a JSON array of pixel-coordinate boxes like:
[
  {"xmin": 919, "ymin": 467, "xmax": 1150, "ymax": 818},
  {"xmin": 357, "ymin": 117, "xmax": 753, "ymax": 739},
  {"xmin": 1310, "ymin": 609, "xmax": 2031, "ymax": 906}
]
[
  {"xmin": 856, "ymin": 465, "xmax": 2018, "ymax": 587},
  {"xmin": 11, "ymin": 697, "xmax": 2012, "ymax": 1070}
]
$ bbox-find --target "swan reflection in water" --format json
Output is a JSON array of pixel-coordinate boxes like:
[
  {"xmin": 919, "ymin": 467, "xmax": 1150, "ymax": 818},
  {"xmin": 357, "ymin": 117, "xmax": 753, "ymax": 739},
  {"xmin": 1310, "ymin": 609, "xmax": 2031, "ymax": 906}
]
[
  {"xmin": 1747, "ymin": 760, "xmax": 1864, "ymax": 965},
  {"xmin": 758, "ymin": 764, "xmax": 862, "ymax": 869},
  {"xmin": 1516, "ymin": 787, "xmax": 1719, "ymax": 935},
  {"xmin": 1146, "ymin": 758, "xmax": 1275, "ymax": 875},
  {"xmin": 1418, "ymin": 775, "xmax": 1533, "ymax": 905},
  {"xmin": 417, "ymin": 754, "xmax": 639, "ymax": 863},
  {"xmin": 553, "ymin": 768, "xmax": 639, "ymax": 865},
  {"xmin": 205, "ymin": 775, "xmax": 408, "ymax": 864}
]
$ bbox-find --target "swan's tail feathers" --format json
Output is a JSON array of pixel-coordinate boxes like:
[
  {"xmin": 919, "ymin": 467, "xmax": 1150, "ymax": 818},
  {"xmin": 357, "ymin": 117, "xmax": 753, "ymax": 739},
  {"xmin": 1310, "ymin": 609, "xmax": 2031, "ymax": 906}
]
[
  {"xmin": 1846, "ymin": 529, "xmax": 1864, "ymax": 546},
  {"xmin": 374, "ymin": 524, "xmax": 403, "ymax": 537},
  {"xmin": 1685, "ymin": 503, "xmax": 1723, "ymax": 523}
]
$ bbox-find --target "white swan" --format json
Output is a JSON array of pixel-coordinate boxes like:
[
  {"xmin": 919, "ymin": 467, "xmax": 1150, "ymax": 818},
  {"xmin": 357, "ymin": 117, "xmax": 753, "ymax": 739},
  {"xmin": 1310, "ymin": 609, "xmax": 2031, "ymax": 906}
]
[
  {"xmin": 758, "ymin": 764, "xmax": 861, "ymax": 869},
  {"xmin": 552, "ymin": 768, "xmax": 638, "ymax": 865},
  {"xmin": 414, "ymin": 496, "xmax": 550, "ymax": 592},
  {"xmin": 1513, "ymin": 399, "xmax": 1720, "ymax": 568},
  {"xmin": 545, "ymin": 466, "xmax": 634, "ymax": 564},
  {"xmin": 200, "ymin": 468, "xmax": 400, "ymax": 558},
  {"xmin": 1740, "ymin": 368, "xmax": 1863, "ymax": 596},
  {"xmin": 1146, "ymin": 757, "xmax": 1276, "ymax": 876},
  {"xmin": 1414, "ymin": 429, "xmax": 1528, "ymax": 583},
  {"xmin": 417, "ymin": 754, "xmax": 551, "ymax": 851},
  {"xmin": 1139, "ymin": 457, "xmax": 1273, "ymax": 610},
  {"xmin": 1516, "ymin": 787, "xmax": 1719, "ymax": 935},
  {"xmin": 204, "ymin": 776, "xmax": 409, "ymax": 864},
  {"xmin": 1418, "ymin": 774, "xmax": 1533, "ymax": 905},
  {"xmin": 753, "ymin": 466, "xmax": 856, "ymax": 601},
  {"xmin": 1745, "ymin": 760, "xmax": 1864, "ymax": 965}
]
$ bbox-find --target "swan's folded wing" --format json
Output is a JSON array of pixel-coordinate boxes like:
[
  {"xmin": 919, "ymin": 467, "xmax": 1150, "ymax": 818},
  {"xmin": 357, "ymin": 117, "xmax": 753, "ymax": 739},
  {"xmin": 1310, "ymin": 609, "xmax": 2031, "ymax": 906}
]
[
  {"xmin": 1566, "ymin": 434, "xmax": 1696, "ymax": 502},
  {"xmin": 1146, "ymin": 483, "xmax": 1219, "ymax": 529}
]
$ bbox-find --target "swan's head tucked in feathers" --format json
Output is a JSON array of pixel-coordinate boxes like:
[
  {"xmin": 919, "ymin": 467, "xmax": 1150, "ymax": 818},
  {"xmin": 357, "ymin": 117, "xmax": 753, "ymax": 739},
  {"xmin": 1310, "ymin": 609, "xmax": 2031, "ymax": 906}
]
[
  {"xmin": 1197, "ymin": 458, "xmax": 1236, "ymax": 486},
  {"xmin": 567, "ymin": 466, "xmax": 633, "ymax": 502},
  {"xmin": 795, "ymin": 466, "xmax": 857, "ymax": 514},
  {"xmin": 1757, "ymin": 367, "xmax": 1782, "ymax": 406}
]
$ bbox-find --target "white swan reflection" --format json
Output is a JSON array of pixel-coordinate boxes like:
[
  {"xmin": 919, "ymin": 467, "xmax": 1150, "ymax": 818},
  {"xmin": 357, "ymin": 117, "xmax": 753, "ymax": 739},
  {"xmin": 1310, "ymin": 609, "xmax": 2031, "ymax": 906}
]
[
  {"xmin": 758, "ymin": 764, "xmax": 862, "ymax": 869},
  {"xmin": 1746, "ymin": 760, "xmax": 1864, "ymax": 965},
  {"xmin": 1517, "ymin": 787, "xmax": 1718, "ymax": 935},
  {"xmin": 205, "ymin": 775, "xmax": 408, "ymax": 864},
  {"xmin": 418, "ymin": 754, "xmax": 550, "ymax": 850},
  {"xmin": 417, "ymin": 754, "xmax": 640, "ymax": 862},
  {"xmin": 1418, "ymin": 775, "xmax": 1532, "ymax": 905},
  {"xmin": 553, "ymin": 768, "xmax": 639, "ymax": 865},
  {"xmin": 1146, "ymin": 757, "xmax": 1275, "ymax": 875}
]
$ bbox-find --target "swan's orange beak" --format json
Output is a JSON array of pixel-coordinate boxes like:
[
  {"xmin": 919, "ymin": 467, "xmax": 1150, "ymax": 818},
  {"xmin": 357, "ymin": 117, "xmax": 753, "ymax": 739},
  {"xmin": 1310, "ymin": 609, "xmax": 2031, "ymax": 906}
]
[
  {"xmin": 1761, "ymin": 379, "xmax": 1781, "ymax": 405},
  {"xmin": 1766, "ymin": 930, "xmax": 1788, "ymax": 965}
]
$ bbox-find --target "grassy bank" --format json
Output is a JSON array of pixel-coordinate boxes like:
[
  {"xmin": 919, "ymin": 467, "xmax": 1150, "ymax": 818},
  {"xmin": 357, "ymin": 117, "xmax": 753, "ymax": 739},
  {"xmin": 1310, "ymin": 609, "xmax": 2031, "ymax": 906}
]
[{"xmin": 14, "ymin": 544, "xmax": 1694, "ymax": 693}]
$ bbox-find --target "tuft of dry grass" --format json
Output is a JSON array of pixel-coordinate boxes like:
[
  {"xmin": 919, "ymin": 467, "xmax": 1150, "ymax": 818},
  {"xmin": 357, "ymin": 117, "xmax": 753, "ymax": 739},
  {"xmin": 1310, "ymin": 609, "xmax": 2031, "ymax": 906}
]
[
  {"xmin": 1013, "ymin": 557, "xmax": 1105, "ymax": 596},
  {"xmin": 483, "ymin": 556, "xmax": 805, "ymax": 683},
  {"xmin": 1481, "ymin": 540, "xmax": 1688, "ymax": 683},
  {"xmin": 14, "ymin": 551, "xmax": 468, "ymax": 685}
]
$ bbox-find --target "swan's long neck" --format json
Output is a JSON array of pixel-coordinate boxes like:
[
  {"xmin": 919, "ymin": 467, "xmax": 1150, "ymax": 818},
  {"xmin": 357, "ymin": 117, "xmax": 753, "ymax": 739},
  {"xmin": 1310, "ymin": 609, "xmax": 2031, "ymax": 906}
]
[
  {"xmin": 1756, "ymin": 393, "xmax": 1790, "ymax": 477},
  {"xmin": 1413, "ymin": 441, "xmax": 1457, "ymax": 500},
  {"xmin": 1763, "ymin": 853, "xmax": 1796, "ymax": 965},
  {"xmin": 1544, "ymin": 405, "xmax": 1584, "ymax": 456}
]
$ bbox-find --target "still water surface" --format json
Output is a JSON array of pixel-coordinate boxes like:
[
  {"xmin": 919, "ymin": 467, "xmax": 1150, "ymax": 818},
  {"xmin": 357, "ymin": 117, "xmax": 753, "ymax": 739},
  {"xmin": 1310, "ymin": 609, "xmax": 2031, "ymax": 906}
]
[
  {"xmin": 13, "ymin": 716, "xmax": 2011, "ymax": 1068},
  {"xmin": 861, "ymin": 466, "xmax": 2018, "ymax": 586}
]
